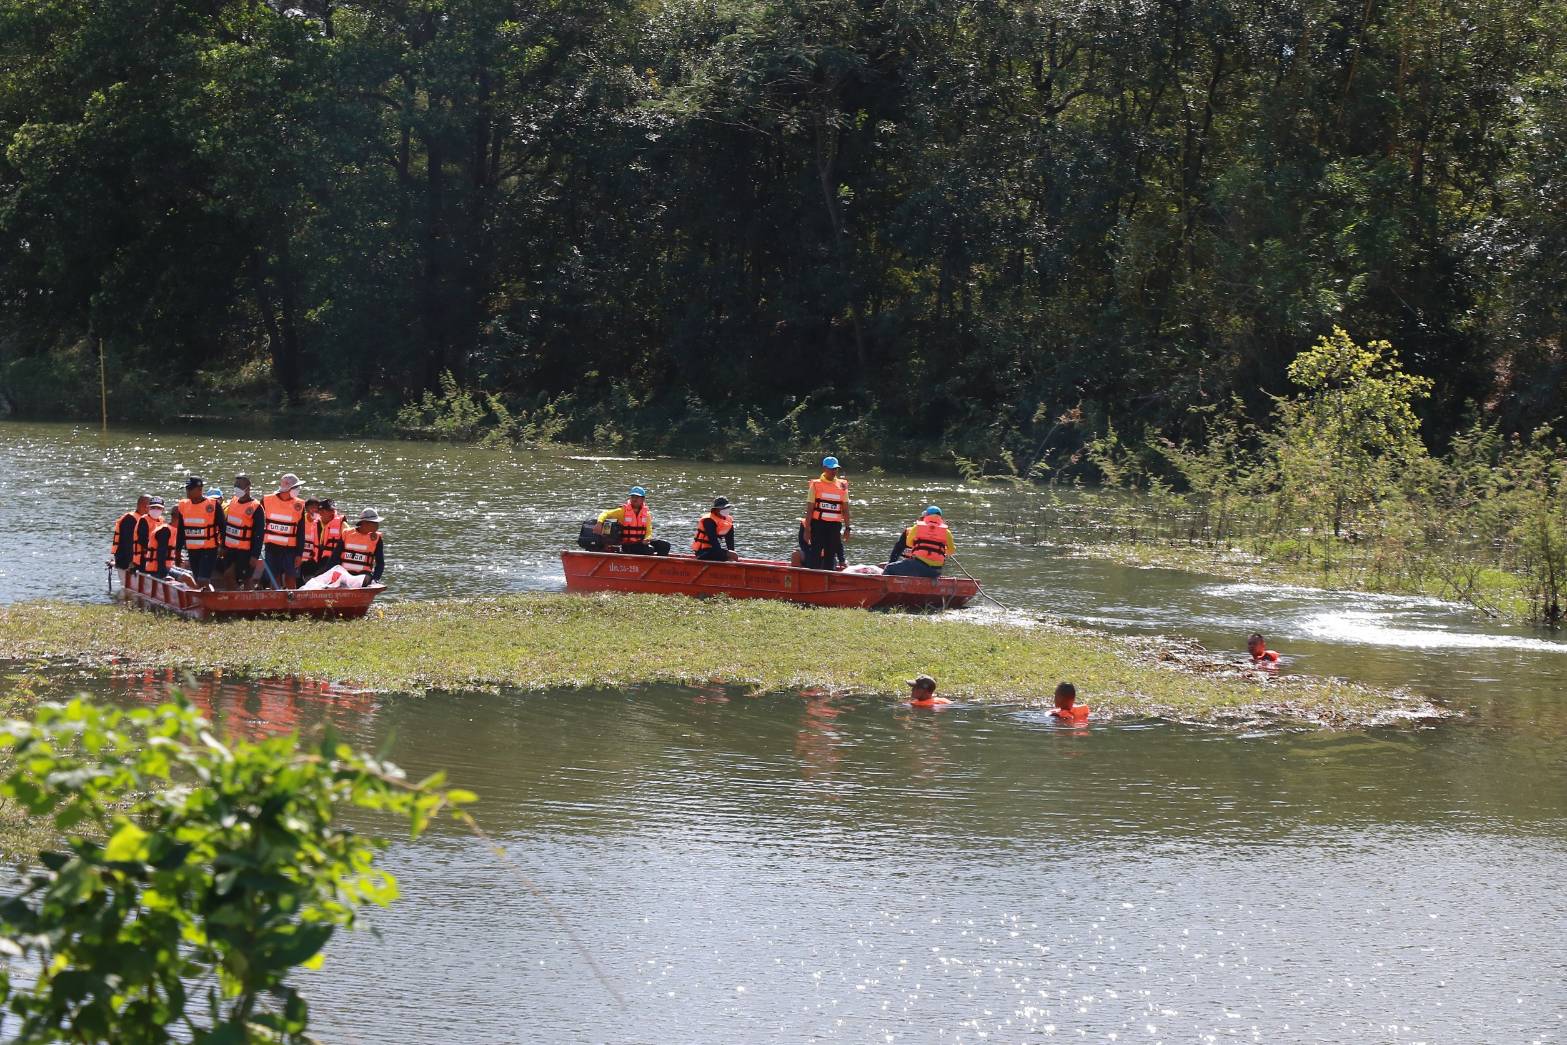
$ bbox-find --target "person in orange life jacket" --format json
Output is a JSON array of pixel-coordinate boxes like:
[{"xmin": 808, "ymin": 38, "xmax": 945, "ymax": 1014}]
[
  {"xmin": 140, "ymin": 497, "xmax": 176, "ymax": 578},
  {"xmin": 173, "ymin": 476, "xmax": 222, "ymax": 584},
  {"xmin": 299, "ymin": 498, "xmax": 326, "ymax": 581},
  {"xmin": 691, "ymin": 497, "xmax": 738, "ymax": 562},
  {"xmin": 260, "ymin": 473, "xmax": 308, "ymax": 588},
  {"xmin": 220, "ymin": 475, "xmax": 264, "ymax": 589},
  {"xmin": 1049, "ymin": 682, "xmax": 1090, "ymax": 723},
  {"xmin": 1247, "ymin": 632, "xmax": 1280, "ymax": 666},
  {"xmin": 594, "ymin": 486, "xmax": 671, "ymax": 555},
  {"xmin": 908, "ymin": 675, "xmax": 952, "ymax": 708},
  {"xmin": 802, "ymin": 456, "xmax": 851, "ymax": 570},
  {"xmin": 318, "ymin": 499, "xmax": 345, "ymax": 565},
  {"xmin": 884, "ymin": 506, "xmax": 955, "ymax": 578},
  {"xmin": 111, "ymin": 494, "xmax": 151, "ymax": 571},
  {"xmin": 337, "ymin": 509, "xmax": 386, "ymax": 582}
]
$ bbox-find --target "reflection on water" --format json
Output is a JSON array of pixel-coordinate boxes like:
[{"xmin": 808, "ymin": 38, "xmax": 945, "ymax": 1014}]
[{"xmin": 14, "ymin": 667, "xmax": 1563, "ymax": 1043}]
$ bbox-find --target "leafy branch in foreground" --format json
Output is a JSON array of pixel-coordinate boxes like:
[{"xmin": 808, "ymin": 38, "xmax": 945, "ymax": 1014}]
[{"xmin": 0, "ymin": 697, "xmax": 475, "ymax": 1044}]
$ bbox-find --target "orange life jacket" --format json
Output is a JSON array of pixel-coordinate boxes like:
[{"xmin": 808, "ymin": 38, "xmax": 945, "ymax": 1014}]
[
  {"xmin": 261, "ymin": 493, "xmax": 305, "ymax": 548},
  {"xmin": 1052, "ymin": 704, "xmax": 1090, "ymax": 723},
  {"xmin": 905, "ymin": 517, "xmax": 951, "ymax": 566},
  {"xmin": 1253, "ymin": 649, "xmax": 1280, "ymax": 665},
  {"xmin": 140, "ymin": 521, "xmax": 174, "ymax": 573},
  {"xmin": 111, "ymin": 510, "xmax": 143, "ymax": 559},
  {"xmin": 339, "ymin": 529, "xmax": 382, "ymax": 575},
  {"xmin": 302, "ymin": 514, "xmax": 323, "ymax": 562},
  {"xmin": 808, "ymin": 477, "xmax": 847, "ymax": 523},
  {"xmin": 691, "ymin": 512, "xmax": 734, "ymax": 552},
  {"xmin": 910, "ymin": 696, "xmax": 953, "ymax": 708},
  {"xmin": 619, "ymin": 501, "xmax": 651, "ymax": 544},
  {"xmin": 176, "ymin": 496, "xmax": 220, "ymax": 551},
  {"xmin": 324, "ymin": 513, "xmax": 344, "ymax": 550},
  {"xmin": 221, "ymin": 498, "xmax": 261, "ymax": 551}
]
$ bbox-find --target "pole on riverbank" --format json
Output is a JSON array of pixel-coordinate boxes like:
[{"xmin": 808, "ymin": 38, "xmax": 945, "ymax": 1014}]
[
  {"xmin": 948, "ymin": 554, "xmax": 1014, "ymax": 612},
  {"xmin": 98, "ymin": 337, "xmax": 108, "ymax": 436}
]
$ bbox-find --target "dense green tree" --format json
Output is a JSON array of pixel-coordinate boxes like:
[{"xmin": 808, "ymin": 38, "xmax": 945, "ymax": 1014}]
[{"xmin": 0, "ymin": 0, "xmax": 1562, "ymax": 457}]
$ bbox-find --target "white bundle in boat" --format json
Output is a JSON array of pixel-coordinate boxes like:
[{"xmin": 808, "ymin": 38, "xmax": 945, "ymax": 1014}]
[{"xmin": 301, "ymin": 566, "xmax": 368, "ymax": 590}]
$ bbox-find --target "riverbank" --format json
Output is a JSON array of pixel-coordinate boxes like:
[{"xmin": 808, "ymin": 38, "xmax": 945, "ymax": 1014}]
[
  {"xmin": 1062, "ymin": 540, "xmax": 1535, "ymax": 623},
  {"xmin": 0, "ymin": 594, "xmax": 1441, "ymax": 727}
]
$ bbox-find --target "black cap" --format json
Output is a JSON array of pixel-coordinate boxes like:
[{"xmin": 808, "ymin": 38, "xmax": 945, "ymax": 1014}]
[
  {"xmin": 186, "ymin": 475, "xmax": 204, "ymax": 488},
  {"xmin": 234, "ymin": 474, "xmax": 251, "ymax": 487},
  {"xmin": 908, "ymin": 675, "xmax": 937, "ymax": 691},
  {"xmin": 713, "ymin": 496, "xmax": 731, "ymax": 510}
]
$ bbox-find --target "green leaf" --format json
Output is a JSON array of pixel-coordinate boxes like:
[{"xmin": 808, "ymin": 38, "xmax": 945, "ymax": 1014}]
[{"xmin": 104, "ymin": 822, "xmax": 151, "ymax": 863}]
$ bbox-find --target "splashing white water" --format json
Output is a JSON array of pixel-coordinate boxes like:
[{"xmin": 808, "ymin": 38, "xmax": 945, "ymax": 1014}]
[{"xmin": 1298, "ymin": 610, "xmax": 1567, "ymax": 653}]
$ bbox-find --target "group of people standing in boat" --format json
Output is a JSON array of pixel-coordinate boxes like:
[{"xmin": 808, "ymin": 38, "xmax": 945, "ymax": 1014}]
[
  {"xmin": 110, "ymin": 472, "xmax": 385, "ymax": 589},
  {"xmin": 584, "ymin": 456, "xmax": 957, "ymax": 577}
]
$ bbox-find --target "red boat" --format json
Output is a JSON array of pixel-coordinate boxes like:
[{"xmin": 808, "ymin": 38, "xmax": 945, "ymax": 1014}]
[
  {"xmin": 116, "ymin": 568, "xmax": 384, "ymax": 621},
  {"xmin": 560, "ymin": 550, "xmax": 979, "ymax": 610}
]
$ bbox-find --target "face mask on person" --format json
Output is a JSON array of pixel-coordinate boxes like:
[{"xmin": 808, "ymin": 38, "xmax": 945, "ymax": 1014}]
[
  {"xmin": 720, "ymin": 508, "xmax": 734, "ymax": 519},
  {"xmin": 148, "ymin": 508, "xmax": 164, "ymax": 521}
]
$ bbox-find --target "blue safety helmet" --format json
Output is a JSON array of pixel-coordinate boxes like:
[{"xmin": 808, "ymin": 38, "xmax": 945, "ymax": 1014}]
[
  {"xmin": 629, "ymin": 485, "xmax": 647, "ymax": 497},
  {"xmin": 208, "ymin": 487, "xmax": 223, "ymax": 501},
  {"xmin": 822, "ymin": 456, "xmax": 839, "ymax": 470},
  {"xmin": 923, "ymin": 505, "xmax": 943, "ymax": 516}
]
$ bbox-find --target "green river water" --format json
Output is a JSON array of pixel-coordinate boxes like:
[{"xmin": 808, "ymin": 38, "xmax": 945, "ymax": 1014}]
[{"xmin": 2, "ymin": 421, "xmax": 1565, "ymax": 1042}]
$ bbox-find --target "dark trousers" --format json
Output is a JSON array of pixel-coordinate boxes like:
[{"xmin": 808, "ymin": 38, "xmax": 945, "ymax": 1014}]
[
  {"xmin": 186, "ymin": 547, "xmax": 219, "ymax": 583},
  {"xmin": 620, "ymin": 540, "xmax": 671, "ymax": 556},
  {"xmin": 263, "ymin": 546, "xmax": 300, "ymax": 585},
  {"xmin": 884, "ymin": 556, "xmax": 942, "ymax": 578},
  {"xmin": 695, "ymin": 547, "xmax": 731, "ymax": 562},
  {"xmin": 804, "ymin": 521, "xmax": 844, "ymax": 570},
  {"xmin": 222, "ymin": 549, "xmax": 257, "ymax": 585}
]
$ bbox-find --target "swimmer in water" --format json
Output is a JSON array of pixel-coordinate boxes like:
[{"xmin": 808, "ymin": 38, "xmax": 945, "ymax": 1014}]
[
  {"xmin": 1247, "ymin": 632, "xmax": 1280, "ymax": 666},
  {"xmin": 1049, "ymin": 681, "xmax": 1090, "ymax": 723},
  {"xmin": 908, "ymin": 675, "xmax": 952, "ymax": 708}
]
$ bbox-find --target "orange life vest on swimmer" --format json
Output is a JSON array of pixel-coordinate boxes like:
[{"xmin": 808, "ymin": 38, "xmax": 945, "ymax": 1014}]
[
  {"xmin": 262, "ymin": 493, "xmax": 305, "ymax": 548},
  {"xmin": 619, "ymin": 501, "xmax": 651, "ymax": 544},
  {"xmin": 1052, "ymin": 704, "xmax": 1090, "ymax": 724},
  {"xmin": 905, "ymin": 517, "xmax": 951, "ymax": 566},
  {"xmin": 176, "ymin": 496, "xmax": 220, "ymax": 550},
  {"xmin": 339, "ymin": 529, "xmax": 382, "ymax": 575},
  {"xmin": 691, "ymin": 512, "xmax": 733, "ymax": 552},
  {"xmin": 140, "ymin": 521, "xmax": 174, "ymax": 574},
  {"xmin": 221, "ymin": 498, "xmax": 261, "ymax": 551},
  {"xmin": 808, "ymin": 476, "xmax": 847, "ymax": 523}
]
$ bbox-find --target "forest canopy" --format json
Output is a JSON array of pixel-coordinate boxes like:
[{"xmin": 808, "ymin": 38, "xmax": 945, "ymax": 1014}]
[{"xmin": 1, "ymin": 0, "xmax": 1563, "ymax": 461}]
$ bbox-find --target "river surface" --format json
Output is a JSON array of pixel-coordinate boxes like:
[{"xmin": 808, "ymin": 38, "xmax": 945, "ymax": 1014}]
[{"xmin": 3, "ymin": 421, "xmax": 1567, "ymax": 1041}]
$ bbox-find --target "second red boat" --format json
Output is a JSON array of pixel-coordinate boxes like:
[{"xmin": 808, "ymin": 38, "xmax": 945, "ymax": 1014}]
[{"xmin": 560, "ymin": 550, "xmax": 979, "ymax": 610}]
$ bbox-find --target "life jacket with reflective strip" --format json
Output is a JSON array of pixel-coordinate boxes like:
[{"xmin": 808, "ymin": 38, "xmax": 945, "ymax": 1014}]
[
  {"xmin": 905, "ymin": 518, "xmax": 950, "ymax": 566},
  {"xmin": 324, "ymin": 513, "xmax": 344, "ymax": 550},
  {"xmin": 339, "ymin": 529, "xmax": 382, "ymax": 575},
  {"xmin": 808, "ymin": 477, "xmax": 847, "ymax": 523},
  {"xmin": 302, "ymin": 515, "xmax": 323, "ymax": 562},
  {"xmin": 619, "ymin": 502, "xmax": 651, "ymax": 544},
  {"xmin": 222, "ymin": 498, "xmax": 261, "ymax": 551},
  {"xmin": 111, "ymin": 511, "xmax": 143, "ymax": 559},
  {"xmin": 691, "ymin": 512, "xmax": 733, "ymax": 552},
  {"xmin": 262, "ymin": 493, "xmax": 305, "ymax": 548},
  {"xmin": 176, "ymin": 497, "xmax": 220, "ymax": 550},
  {"xmin": 140, "ymin": 521, "xmax": 174, "ymax": 573}
]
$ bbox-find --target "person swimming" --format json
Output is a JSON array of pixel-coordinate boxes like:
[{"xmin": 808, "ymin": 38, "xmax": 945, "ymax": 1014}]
[
  {"xmin": 1049, "ymin": 681, "xmax": 1090, "ymax": 723},
  {"xmin": 908, "ymin": 675, "xmax": 952, "ymax": 708},
  {"xmin": 1247, "ymin": 632, "xmax": 1281, "ymax": 666}
]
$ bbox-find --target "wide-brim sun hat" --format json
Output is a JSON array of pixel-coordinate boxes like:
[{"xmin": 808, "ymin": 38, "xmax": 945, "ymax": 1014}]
[
  {"xmin": 279, "ymin": 473, "xmax": 305, "ymax": 491},
  {"xmin": 359, "ymin": 508, "xmax": 382, "ymax": 523}
]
